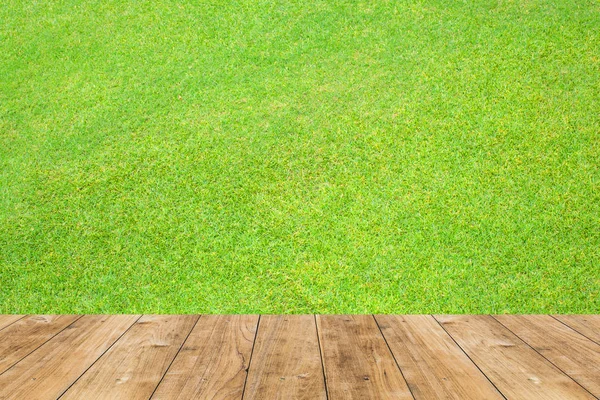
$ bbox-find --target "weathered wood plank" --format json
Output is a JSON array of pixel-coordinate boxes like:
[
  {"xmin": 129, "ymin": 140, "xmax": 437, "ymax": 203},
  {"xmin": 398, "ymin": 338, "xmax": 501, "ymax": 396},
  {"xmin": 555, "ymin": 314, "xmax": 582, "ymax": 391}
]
[
  {"xmin": 0, "ymin": 315, "xmax": 139, "ymax": 400},
  {"xmin": 0, "ymin": 315, "xmax": 80, "ymax": 374},
  {"xmin": 243, "ymin": 315, "xmax": 326, "ymax": 400},
  {"xmin": 376, "ymin": 315, "xmax": 502, "ymax": 399},
  {"xmin": 553, "ymin": 315, "xmax": 600, "ymax": 345},
  {"xmin": 151, "ymin": 315, "xmax": 258, "ymax": 400},
  {"xmin": 495, "ymin": 315, "xmax": 600, "ymax": 397},
  {"xmin": 436, "ymin": 315, "xmax": 595, "ymax": 400},
  {"xmin": 61, "ymin": 315, "xmax": 198, "ymax": 400},
  {"xmin": 316, "ymin": 315, "xmax": 413, "ymax": 400},
  {"xmin": 0, "ymin": 316, "xmax": 24, "ymax": 331}
]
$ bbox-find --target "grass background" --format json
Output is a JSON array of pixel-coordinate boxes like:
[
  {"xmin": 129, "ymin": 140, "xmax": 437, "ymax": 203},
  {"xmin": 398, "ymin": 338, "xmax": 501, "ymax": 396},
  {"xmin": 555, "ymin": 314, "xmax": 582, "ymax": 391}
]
[{"xmin": 1, "ymin": 0, "xmax": 598, "ymax": 314}]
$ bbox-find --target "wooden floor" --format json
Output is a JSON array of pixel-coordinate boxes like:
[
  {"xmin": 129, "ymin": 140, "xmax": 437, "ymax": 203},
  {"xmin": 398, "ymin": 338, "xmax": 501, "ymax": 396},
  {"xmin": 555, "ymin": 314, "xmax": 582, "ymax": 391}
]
[{"xmin": 0, "ymin": 315, "xmax": 598, "ymax": 399}]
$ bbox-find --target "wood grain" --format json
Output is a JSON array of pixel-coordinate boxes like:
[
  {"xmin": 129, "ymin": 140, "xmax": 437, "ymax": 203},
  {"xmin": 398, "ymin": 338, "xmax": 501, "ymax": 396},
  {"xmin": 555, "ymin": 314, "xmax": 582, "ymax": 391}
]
[
  {"xmin": 151, "ymin": 315, "xmax": 258, "ymax": 400},
  {"xmin": 244, "ymin": 315, "xmax": 326, "ymax": 400},
  {"xmin": 553, "ymin": 315, "xmax": 600, "ymax": 345},
  {"xmin": 376, "ymin": 315, "xmax": 502, "ymax": 399},
  {"xmin": 316, "ymin": 315, "xmax": 413, "ymax": 400},
  {"xmin": 495, "ymin": 314, "xmax": 600, "ymax": 397},
  {"xmin": 0, "ymin": 314, "xmax": 598, "ymax": 399},
  {"xmin": 0, "ymin": 315, "xmax": 80, "ymax": 374},
  {"xmin": 436, "ymin": 315, "xmax": 595, "ymax": 400},
  {"xmin": 0, "ymin": 316, "xmax": 23, "ymax": 331},
  {"xmin": 60, "ymin": 315, "xmax": 198, "ymax": 400},
  {"xmin": 0, "ymin": 315, "xmax": 139, "ymax": 400}
]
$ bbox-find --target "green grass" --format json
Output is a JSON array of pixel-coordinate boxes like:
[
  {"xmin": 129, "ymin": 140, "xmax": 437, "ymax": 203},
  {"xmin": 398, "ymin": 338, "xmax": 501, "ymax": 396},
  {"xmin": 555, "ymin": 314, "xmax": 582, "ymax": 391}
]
[{"xmin": 1, "ymin": 0, "xmax": 599, "ymax": 314}]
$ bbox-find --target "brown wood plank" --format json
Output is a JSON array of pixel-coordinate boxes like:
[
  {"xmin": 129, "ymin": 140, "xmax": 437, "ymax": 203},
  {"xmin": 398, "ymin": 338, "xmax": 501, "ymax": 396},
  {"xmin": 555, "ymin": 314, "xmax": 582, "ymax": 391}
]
[
  {"xmin": 151, "ymin": 314, "xmax": 258, "ymax": 400},
  {"xmin": 316, "ymin": 315, "xmax": 413, "ymax": 400},
  {"xmin": 0, "ymin": 315, "xmax": 139, "ymax": 400},
  {"xmin": 553, "ymin": 315, "xmax": 600, "ymax": 345},
  {"xmin": 243, "ymin": 315, "xmax": 326, "ymax": 400},
  {"xmin": 61, "ymin": 314, "xmax": 198, "ymax": 400},
  {"xmin": 435, "ymin": 315, "xmax": 595, "ymax": 400},
  {"xmin": 0, "ymin": 315, "xmax": 80, "ymax": 374},
  {"xmin": 376, "ymin": 315, "xmax": 503, "ymax": 400},
  {"xmin": 495, "ymin": 315, "xmax": 600, "ymax": 397},
  {"xmin": 0, "ymin": 316, "xmax": 24, "ymax": 331}
]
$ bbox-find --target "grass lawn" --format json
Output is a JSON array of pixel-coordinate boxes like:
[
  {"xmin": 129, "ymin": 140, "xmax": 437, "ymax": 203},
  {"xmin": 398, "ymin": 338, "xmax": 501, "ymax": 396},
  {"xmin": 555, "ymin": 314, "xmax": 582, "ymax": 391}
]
[{"xmin": 1, "ymin": 0, "xmax": 598, "ymax": 314}]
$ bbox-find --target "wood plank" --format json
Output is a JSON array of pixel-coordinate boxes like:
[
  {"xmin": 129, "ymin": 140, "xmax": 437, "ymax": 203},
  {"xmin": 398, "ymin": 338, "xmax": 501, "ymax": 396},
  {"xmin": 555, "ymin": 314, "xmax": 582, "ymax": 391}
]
[
  {"xmin": 0, "ymin": 315, "xmax": 139, "ymax": 400},
  {"xmin": 243, "ymin": 315, "xmax": 326, "ymax": 400},
  {"xmin": 151, "ymin": 315, "xmax": 258, "ymax": 400},
  {"xmin": 0, "ymin": 316, "xmax": 24, "ymax": 331},
  {"xmin": 376, "ymin": 315, "xmax": 502, "ymax": 400},
  {"xmin": 61, "ymin": 315, "xmax": 198, "ymax": 400},
  {"xmin": 0, "ymin": 315, "xmax": 80, "ymax": 374},
  {"xmin": 553, "ymin": 315, "xmax": 600, "ymax": 345},
  {"xmin": 435, "ymin": 315, "xmax": 595, "ymax": 400},
  {"xmin": 316, "ymin": 315, "xmax": 413, "ymax": 400},
  {"xmin": 495, "ymin": 315, "xmax": 600, "ymax": 397}
]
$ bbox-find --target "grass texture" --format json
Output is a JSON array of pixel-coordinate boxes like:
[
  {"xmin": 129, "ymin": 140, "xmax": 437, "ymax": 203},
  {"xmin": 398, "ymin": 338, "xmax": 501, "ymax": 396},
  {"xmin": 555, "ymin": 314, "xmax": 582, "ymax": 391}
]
[{"xmin": 1, "ymin": 0, "xmax": 599, "ymax": 314}]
